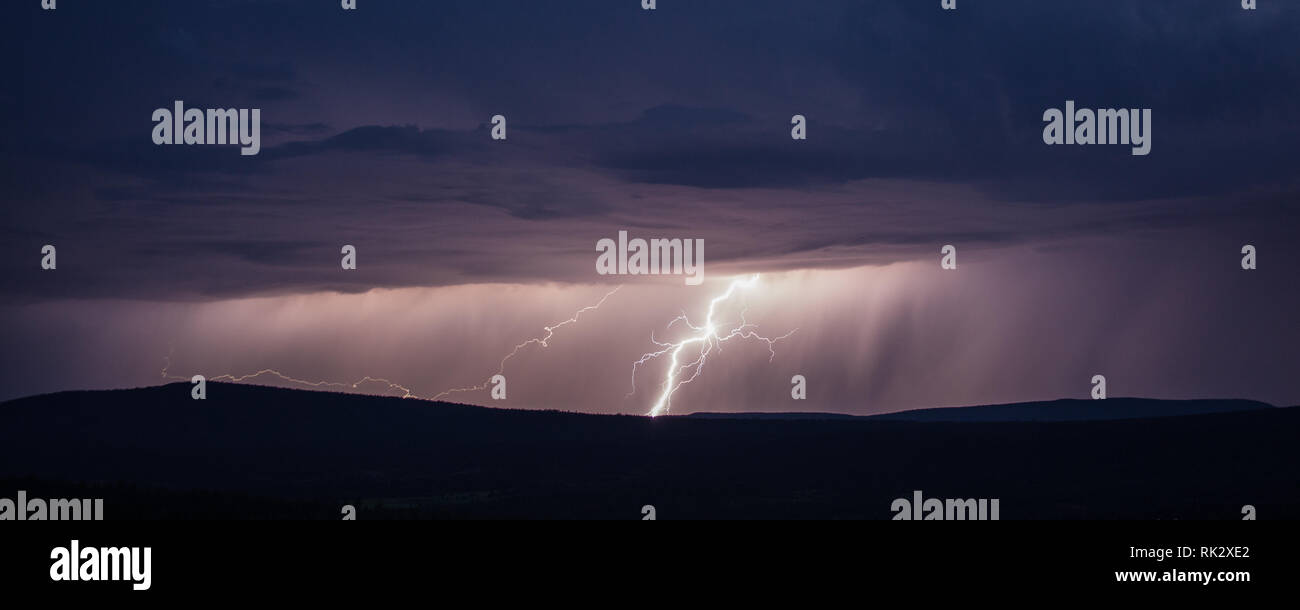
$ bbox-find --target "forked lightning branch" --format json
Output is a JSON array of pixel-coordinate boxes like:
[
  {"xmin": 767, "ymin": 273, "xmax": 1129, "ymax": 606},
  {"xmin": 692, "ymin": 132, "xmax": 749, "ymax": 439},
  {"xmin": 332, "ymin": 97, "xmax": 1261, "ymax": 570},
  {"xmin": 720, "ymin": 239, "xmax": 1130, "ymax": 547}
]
[
  {"xmin": 164, "ymin": 234, "xmax": 793, "ymax": 416},
  {"xmin": 628, "ymin": 274, "xmax": 796, "ymax": 417}
]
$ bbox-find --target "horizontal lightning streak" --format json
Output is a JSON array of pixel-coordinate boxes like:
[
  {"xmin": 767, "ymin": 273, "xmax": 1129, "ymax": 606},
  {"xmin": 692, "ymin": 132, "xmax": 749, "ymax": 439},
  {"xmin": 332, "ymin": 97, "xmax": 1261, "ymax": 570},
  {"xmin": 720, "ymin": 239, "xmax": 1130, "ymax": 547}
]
[{"xmin": 160, "ymin": 285, "xmax": 623, "ymax": 403}]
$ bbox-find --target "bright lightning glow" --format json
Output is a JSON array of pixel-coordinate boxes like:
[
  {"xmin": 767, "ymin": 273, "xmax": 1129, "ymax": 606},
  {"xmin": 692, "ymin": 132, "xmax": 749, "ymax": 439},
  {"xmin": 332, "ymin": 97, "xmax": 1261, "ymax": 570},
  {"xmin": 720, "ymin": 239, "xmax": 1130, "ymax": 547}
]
[
  {"xmin": 629, "ymin": 274, "xmax": 795, "ymax": 417},
  {"xmin": 161, "ymin": 279, "xmax": 790, "ymax": 417},
  {"xmin": 160, "ymin": 285, "xmax": 623, "ymax": 402}
]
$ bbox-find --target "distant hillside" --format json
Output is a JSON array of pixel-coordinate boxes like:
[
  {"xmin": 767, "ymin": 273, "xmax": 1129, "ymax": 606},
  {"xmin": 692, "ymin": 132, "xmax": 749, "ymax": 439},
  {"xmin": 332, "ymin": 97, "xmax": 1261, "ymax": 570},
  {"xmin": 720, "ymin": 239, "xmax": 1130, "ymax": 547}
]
[
  {"xmin": 1, "ymin": 383, "xmax": 1296, "ymax": 519},
  {"xmin": 690, "ymin": 398, "xmax": 1273, "ymax": 422},
  {"xmin": 866, "ymin": 397, "xmax": 1273, "ymax": 422},
  {"xmin": 687, "ymin": 412, "xmax": 861, "ymax": 421}
]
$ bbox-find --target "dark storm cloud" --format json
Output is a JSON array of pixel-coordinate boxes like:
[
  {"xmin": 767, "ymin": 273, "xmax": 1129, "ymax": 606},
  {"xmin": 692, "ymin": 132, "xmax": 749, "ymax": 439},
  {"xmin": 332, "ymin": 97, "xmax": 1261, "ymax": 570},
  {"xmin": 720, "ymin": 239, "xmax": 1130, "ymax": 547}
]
[
  {"xmin": 268, "ymin": 125, "xmax": 463, "ymax": 158},
  {"xmin": 588, "ymin": 0, "xmax": 1300, "ymax": 200},
  {"xmin": 2, "ymin": 0, "xmax": 1299, "ymax": 302},
  {"xmin": 261, "ymin": 122, "xmax": 331, "ymax": 137},
  {"xmin": 228, "ymin": 61, "xmax": 297, "ymax": 83},
  {"xmin": 251, "ymin": 87, "xmax": 301, "ymax": 102}
]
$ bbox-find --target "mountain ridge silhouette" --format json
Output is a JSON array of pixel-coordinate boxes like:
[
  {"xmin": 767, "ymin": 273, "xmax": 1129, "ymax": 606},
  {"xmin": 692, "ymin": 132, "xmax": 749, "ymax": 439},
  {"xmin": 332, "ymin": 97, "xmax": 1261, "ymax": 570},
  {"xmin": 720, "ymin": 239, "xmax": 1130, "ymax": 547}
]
[{"xmin": 1, "ymin": 382, "xmax": 1295, "ymax": 519}]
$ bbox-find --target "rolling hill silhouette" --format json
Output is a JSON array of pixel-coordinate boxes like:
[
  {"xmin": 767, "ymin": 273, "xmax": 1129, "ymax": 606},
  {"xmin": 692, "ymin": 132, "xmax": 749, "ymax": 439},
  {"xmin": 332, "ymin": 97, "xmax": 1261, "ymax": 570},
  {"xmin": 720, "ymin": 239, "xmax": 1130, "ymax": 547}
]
[
  {"xmin": 690, "ymin": 398, "xmax": 1274, "ymax": 422},
  {"xmin": 1, "ymin": 383, "xmax": 1295, "ymax": 519}
]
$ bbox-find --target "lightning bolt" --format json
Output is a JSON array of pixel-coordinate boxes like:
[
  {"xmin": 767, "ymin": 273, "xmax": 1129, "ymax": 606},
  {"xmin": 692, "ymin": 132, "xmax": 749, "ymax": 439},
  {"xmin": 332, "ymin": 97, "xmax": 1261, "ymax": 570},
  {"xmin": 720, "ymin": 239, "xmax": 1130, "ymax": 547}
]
[
  {"xmin": 628, "ymin": 274, "xmax": 795, "ymax": 417},
  {"xmin": 162, "ymin": 346, "xmax": 421, "ymax": 398},
  {"xmin": 161, "ymin": 279, "xmax": 787, "ymax": 416},
  {"xmin": 160, "ymin": 285, "xmax": 623, "ymax": 402},
  {"xmin": 429, "ymin": 285, "xmax": 622, "ymax": 401}
]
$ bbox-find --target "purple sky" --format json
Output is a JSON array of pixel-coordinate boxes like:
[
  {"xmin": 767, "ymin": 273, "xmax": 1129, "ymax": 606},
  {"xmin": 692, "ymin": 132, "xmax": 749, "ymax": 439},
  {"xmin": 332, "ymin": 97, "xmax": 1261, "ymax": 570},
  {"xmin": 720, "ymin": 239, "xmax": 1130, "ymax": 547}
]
[{"xmin": 2, "ymin": 1, "xmax": 1298, "ymax": 412}]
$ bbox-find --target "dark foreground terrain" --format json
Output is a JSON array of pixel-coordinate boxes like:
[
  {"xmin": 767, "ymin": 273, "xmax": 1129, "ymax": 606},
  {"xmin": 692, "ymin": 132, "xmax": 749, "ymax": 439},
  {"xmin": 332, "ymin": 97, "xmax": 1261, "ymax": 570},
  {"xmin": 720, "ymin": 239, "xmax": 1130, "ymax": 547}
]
[{"xmin": 1, "ymin": 383, "xmax": 1295, "ymax": 519}]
